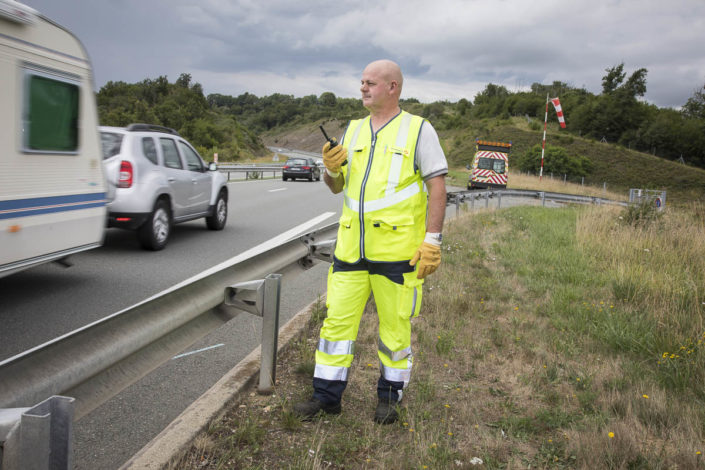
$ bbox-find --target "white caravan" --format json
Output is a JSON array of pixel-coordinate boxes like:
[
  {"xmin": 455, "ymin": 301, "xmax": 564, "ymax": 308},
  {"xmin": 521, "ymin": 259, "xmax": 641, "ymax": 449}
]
[{"xmin": 0, "ymin": 0, "xmax": 108, "ymax": 278}]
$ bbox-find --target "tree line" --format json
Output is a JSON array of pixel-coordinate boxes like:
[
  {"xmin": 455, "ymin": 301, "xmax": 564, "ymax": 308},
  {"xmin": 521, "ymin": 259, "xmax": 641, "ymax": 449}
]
[
  {"xmin": 97, "ymin": 73, "xmax": 267, "ymax": 161},
  {"xmin": 96, "ymin": 66, "xmax": 705, "ymax": 170}
]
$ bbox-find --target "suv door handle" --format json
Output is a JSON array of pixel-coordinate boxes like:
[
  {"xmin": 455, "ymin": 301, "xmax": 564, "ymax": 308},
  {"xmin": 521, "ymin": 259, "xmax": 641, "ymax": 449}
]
[{"xmin": 168, "ymin": 177, "xmax": 175, "ymax": 182}]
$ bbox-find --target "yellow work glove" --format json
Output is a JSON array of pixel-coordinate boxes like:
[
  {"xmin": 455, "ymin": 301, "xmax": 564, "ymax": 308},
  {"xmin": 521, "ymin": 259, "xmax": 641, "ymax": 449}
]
[
  {"xmin": 322, "ymin": 141, "xmax": 347, "ymax": 176},
  {"xmin": 409, "ymin": 238, "xmax": 442, "ymax": 279}
]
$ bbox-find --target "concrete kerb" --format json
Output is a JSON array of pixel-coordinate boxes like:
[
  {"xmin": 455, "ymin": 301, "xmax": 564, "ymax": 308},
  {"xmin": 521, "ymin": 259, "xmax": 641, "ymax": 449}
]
[{"xmin": 120, "ymin": 297, "xmax": 322, "ymax": 470}]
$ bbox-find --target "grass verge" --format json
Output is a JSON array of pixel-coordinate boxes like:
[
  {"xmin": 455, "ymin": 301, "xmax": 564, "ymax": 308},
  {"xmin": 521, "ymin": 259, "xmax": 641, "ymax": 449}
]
[{"xmin": 171, "ymin": 201, "xmax": 704, "ymax": 469}]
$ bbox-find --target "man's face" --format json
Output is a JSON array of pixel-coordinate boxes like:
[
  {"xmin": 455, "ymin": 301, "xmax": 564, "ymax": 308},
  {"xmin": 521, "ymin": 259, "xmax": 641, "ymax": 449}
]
[{"xmin": 360, "ymin": 65, "xmax": 392, "ymax": 111}]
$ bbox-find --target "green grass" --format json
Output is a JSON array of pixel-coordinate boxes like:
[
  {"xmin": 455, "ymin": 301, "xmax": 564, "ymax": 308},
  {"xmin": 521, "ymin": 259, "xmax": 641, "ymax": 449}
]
[{"xmin": 172, "ymin": 202, "xmax": 705, "ymax": 469}]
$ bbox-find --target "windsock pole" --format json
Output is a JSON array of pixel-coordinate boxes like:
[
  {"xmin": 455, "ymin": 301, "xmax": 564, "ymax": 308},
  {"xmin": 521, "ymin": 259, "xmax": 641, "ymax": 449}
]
[{"xmin": 539, "ymin": 93, "xmax": 548, "ymax": 180}]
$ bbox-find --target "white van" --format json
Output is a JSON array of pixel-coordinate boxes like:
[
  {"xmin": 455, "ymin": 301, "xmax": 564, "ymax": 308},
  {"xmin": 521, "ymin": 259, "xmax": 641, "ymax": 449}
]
[{"xmin": 0, "ymin": 0, "xmax": 109, "ymax": 278}]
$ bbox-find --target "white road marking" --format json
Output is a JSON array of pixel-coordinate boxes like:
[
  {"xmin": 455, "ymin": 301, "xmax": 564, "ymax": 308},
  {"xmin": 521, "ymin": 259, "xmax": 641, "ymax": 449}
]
[
  {"xmin": 149, "ymin": 211, "xmax": 337, "ymax": 295},
  {"xmin": 268, "ymin": 188, "xmax": 287, "ymax": 193},
  {"xmin": 172, "ymin": 343, "xmax": 225, "ymax": 360}
]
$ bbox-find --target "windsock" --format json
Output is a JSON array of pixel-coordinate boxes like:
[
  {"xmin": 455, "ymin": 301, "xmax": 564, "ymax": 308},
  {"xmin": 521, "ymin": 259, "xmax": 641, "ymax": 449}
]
[{"xmin": 551, "ymin": 97, "xmax": 566, "ymax": 128}]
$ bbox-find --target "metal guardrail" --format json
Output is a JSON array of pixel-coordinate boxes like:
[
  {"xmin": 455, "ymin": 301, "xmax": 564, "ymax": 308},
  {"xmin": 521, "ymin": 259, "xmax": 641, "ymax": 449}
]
[
  {"xmin": 218, "ymin": 164, "xmax": 285, "ymax": 180},
  {"xmin": 0, "ymin": 221, "xmax": 338, "ymax": 415},
  {"xmin": 0, "ymin": 221, "xmax": 338, "ymax": 469},
  {"xmin": 446, "ymin": 188, "xmax": 630, "ymax": 216}
]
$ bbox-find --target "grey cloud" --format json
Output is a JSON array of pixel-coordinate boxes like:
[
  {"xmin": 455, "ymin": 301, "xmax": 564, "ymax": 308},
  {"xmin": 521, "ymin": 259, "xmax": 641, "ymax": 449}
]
[{"xmin": 19, "ymin": 0, "xmax": 705, "ymax": 106}]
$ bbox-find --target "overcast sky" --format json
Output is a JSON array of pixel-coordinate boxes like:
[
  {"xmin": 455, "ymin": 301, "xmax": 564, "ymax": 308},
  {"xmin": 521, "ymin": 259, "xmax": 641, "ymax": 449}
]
[{"xmin": 21, "ymin": 0, "xmax": 705, "ymax": 109}]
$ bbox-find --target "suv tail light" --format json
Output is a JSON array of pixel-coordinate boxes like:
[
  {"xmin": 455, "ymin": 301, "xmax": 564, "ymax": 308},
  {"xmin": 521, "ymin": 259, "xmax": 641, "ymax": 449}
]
[
  {"xmin": 118, "ymin": 160, "xmax": 133, "ymax": 188},
  {"xmin": 302, "ymin": 166, "xmax": 311, "ymax": 170},
  {"xmin": 283, "ymin": 165, "xmax": 290, "ymax": 169}
]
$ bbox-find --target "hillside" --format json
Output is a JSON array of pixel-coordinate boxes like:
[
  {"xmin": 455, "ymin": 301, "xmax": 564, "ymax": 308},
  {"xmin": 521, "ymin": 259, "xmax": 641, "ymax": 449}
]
[{"xmin": 262, "ymin": 116, "xmax": 705, "ymax": 205}]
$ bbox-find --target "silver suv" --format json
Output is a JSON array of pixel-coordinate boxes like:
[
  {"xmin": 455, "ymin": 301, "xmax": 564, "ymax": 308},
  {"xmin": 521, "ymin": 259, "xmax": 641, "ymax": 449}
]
[{"xmin": 100, "ymin": 124, "xmax": 229, "ymax": 250}]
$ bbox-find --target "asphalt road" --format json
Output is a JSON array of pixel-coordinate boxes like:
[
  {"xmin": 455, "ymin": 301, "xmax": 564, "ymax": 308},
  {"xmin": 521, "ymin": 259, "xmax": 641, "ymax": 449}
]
[
  {"xmin": 0, "ymin": 174, "xmax": 500, "ymax": 469},
  {"xmin": 0, "ymin": 177, "xmax": 341, "ymax": 469}
]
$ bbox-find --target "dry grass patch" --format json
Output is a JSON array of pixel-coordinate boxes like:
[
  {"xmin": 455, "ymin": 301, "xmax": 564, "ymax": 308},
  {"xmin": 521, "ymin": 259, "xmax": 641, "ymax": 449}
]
[{"xmin": 173, "ymin": 203, "xmax": 705, "ymax": 469}]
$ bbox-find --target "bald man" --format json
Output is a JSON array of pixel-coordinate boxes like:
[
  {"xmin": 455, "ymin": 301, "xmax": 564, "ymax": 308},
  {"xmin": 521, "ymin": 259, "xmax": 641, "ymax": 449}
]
[{"xmin": 294, "ymin": 59, "xmax": 448, "ymax": 424}]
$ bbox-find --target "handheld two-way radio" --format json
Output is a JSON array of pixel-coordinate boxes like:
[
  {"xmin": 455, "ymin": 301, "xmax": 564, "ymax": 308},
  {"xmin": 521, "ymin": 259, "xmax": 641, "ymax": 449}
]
[{"xmin": 319, "ymin": 125, "xmax": 347, "ymax": 166}]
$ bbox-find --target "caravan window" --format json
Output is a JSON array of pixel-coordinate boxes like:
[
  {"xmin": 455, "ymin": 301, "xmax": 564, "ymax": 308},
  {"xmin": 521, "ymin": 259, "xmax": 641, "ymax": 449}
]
[{"xmin": 23, "ymin": 69, "xmax": 80, "ymax": 153}]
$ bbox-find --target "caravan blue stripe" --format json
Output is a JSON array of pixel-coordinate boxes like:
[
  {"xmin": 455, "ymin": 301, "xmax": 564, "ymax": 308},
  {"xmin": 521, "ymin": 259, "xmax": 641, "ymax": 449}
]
[{"xmin": 0, "ymin": 193, "xmax": 106, "ymax": 220}]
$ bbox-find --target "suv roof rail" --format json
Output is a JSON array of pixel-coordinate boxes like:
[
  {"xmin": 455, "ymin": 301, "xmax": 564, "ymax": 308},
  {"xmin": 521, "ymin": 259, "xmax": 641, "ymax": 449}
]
[{"xmin": 126, "ymin": 123, "xmax": 180, "ymax": 136}]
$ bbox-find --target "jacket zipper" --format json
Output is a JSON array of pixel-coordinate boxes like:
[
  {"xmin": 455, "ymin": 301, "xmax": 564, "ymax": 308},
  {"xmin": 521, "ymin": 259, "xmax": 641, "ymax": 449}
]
[{"xmin": 358, "ymin": 130, "xmax": 376, "ymax": 260}]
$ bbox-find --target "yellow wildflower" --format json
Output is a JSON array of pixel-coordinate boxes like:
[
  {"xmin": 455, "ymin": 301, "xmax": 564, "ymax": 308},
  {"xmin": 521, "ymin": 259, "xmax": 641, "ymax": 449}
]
[
  {"xmin": 642, "ymin": 394, "xmax": 649, "ymax": 399},
  {"xmin": 608, "ymin": 432, "xmax": 614, "ymax": 439}
]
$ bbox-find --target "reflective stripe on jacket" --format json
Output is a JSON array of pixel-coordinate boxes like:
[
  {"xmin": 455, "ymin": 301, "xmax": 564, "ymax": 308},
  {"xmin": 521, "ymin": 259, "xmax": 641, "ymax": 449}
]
[{"xmin": 335, "ymin": 111, "xmax": 427, "ymax": 263}]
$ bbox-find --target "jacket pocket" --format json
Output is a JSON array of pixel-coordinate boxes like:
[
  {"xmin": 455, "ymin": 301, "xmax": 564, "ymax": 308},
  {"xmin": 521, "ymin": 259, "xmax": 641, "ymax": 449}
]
[
  {"xmin": 368, "ymin": 214, "xmax": 416, "ymax": 260},
  {"xmin": 339, "ymin": 214, "xmax": 353, "ymax": 229},
  {"xmin": 372, "ymin": 214, "xmax": 415, "ymax": 232}
]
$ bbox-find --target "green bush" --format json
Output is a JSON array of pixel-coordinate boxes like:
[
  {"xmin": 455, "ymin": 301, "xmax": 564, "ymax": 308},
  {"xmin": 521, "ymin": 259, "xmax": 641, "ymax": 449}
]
[{"xmin": 515, "ymin": 144, "xmax": 594, "ymax": 177}]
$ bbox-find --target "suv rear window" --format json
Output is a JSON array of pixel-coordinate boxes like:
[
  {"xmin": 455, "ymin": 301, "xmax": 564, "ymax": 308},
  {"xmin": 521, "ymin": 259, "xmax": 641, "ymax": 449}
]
[
  {"xmin": 287, "ymin": 158, "xmax": 306, "ymax": 166},
  {"xmin": 142, "ymin": 137, "xmax": 158, "ymax": 165},
  {"xmin": 100, "ymin": 132, "xmax": 123, "ymax": 160},
  {"xmin": 160, "ymin": 138, "xmax": 182, "ymax": 169}
]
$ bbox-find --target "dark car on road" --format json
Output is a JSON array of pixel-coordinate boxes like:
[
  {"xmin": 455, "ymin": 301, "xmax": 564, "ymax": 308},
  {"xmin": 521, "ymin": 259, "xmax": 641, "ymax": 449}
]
[{"xmin": 282, "ymin": 157, "xmax": 321, "ymax": 182}]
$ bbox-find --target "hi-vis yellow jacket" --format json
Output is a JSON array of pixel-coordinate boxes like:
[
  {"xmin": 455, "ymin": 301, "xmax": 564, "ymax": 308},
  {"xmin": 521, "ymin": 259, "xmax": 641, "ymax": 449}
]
[{"xmin": 335, "ymin": 111, "xmax": 428, "ymax": 263}]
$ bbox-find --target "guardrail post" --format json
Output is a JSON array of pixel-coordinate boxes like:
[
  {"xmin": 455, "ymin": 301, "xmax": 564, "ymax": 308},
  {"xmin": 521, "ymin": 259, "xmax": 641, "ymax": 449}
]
[
  {"xmin": 0, "ymin": 396, "xmax": 75, "ymax": 470},
  {"xmin": 259, "ymin": 274, "xmax": 281, "ymax": 393},
  {"xmin": 540, "ymin": 192, "xmax": 546, "ymax": 206},
  {"xmin": 497, "ymin": 192, "xmax": 502, "ymax": 209},
  {"xmin": 223, "ymin": 274, "xmax": 282, "ymax": 394},
  {"xmin": 484, "ymin": 192, "xmax": 489, "ymax": 208},
  {"xmin": 470, "ymin": 194, "xmax": 475, "ymax": 210}
]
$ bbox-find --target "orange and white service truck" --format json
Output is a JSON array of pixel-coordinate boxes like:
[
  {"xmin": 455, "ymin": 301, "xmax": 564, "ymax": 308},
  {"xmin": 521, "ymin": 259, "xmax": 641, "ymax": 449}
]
[{"xmin": 467, "ymin": 140, "xmax": 511, "ymax": 190}]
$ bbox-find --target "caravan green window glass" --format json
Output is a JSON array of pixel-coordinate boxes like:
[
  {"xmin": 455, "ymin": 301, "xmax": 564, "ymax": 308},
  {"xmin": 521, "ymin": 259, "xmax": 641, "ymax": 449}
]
[{"xmin": 24, "ymin": 73, "xmax": 80, "ymax": 152}]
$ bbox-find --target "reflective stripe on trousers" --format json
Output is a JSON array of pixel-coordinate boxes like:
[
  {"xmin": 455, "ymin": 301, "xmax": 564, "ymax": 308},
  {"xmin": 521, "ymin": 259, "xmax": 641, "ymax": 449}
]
[{"xmin": 313, "ymin": 265, "xmax": 423, "ymax": 391}]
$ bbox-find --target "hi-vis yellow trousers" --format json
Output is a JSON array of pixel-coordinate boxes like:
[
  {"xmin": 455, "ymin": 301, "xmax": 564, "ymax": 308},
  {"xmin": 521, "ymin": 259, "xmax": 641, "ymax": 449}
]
[{"xmin": 312, "ymin": 259, "xmax": 423, "ymax": 404}]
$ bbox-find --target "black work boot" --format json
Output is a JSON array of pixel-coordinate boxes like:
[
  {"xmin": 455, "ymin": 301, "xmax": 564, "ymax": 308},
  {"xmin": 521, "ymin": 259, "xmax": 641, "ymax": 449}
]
[
  {"xmin": 293, "ymin": 398, "xmax": 341, "ymax": 420},
  {"xmin": 374, "ymin": 399, "xmax": 399, "ymax": 424}
]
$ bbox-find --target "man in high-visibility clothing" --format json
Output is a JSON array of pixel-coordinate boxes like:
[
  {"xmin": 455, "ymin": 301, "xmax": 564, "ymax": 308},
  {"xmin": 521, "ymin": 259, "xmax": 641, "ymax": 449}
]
[{"xmin": 294, "ymin": 59, "xmax": 447, "ymax": 424}]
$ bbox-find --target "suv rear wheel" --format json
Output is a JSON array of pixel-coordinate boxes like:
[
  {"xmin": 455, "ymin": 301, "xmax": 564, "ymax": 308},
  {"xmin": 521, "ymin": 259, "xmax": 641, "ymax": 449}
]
[
  {"xmin": 206, "ymin": 190, "xmax": 228, "ymax": 230},
  {"xmin": 138, "ymin": 200, "xmax": 171, "ymax": 250}
]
